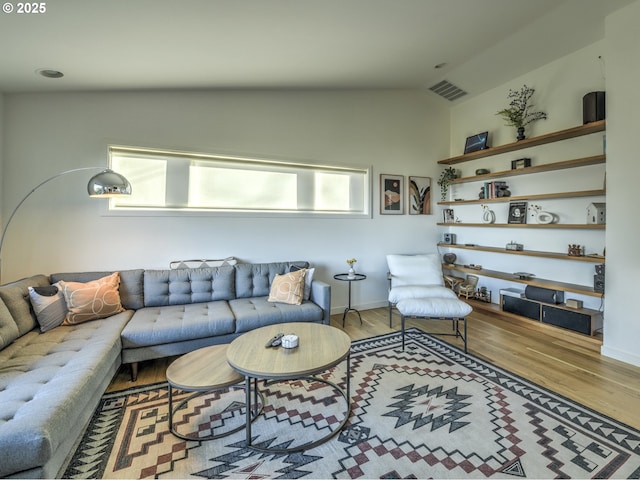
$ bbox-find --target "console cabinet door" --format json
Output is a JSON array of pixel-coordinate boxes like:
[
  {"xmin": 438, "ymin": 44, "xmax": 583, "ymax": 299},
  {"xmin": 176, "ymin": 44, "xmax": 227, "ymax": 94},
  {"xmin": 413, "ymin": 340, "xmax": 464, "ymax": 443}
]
[
  {"xmin": 542, "ymin": 305, "xmax": 591, "ymax": 335},
  {"xmin": 502, "ymin": 296, "xmax": 540, "ymax": 321}
]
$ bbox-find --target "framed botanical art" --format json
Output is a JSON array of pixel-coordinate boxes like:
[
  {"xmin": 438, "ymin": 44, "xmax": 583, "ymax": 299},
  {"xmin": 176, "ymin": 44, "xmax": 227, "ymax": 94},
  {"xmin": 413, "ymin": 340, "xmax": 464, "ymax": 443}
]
[
  {"xmin": 408, "ymin": 176, "xmax": 431, "ymax": 215},
  {"xmin": 380, "ymin": 174, "xmax": 404, "ymax": 214}
]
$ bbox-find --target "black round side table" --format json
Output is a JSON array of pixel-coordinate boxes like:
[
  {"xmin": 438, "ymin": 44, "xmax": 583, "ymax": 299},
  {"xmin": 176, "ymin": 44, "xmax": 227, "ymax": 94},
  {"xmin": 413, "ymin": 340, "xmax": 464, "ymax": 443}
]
[{"xmin": 333, "ymin": 273, "xmax": 367, "ymax": 327}]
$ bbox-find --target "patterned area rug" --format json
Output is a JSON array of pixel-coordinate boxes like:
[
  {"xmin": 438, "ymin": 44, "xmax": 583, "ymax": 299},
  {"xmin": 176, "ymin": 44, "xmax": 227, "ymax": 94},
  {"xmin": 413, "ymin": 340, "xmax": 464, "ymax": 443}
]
[{"xmin": 63, "ymin": 329, "xmax": 640, "ymax": 479}]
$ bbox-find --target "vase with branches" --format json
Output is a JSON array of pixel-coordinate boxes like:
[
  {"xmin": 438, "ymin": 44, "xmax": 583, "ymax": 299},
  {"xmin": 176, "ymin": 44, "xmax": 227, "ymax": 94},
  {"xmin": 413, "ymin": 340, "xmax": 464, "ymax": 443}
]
[{"xmin": 496, "ymin": 85, "xmax": 547, "ymax": 141}]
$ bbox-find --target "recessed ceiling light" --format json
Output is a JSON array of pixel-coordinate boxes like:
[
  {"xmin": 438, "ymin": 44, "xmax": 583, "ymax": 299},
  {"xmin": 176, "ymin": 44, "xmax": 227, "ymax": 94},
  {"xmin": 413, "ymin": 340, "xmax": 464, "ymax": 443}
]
[
  {"xmin": 434, "ymin": 63, "xmax": 448, "ymax": 69},
  {"xmin": 37, "ymin": 69, "xmax": 64, "ymax": 79}
]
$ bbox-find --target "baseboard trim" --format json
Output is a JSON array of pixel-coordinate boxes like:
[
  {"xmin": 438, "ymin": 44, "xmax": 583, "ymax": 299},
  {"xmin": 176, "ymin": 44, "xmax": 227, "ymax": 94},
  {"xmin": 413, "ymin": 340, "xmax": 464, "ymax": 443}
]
[
  {"xmin": 330, "ymin": 301, "xmax": 387, "ymax": 316},
  {"xmin": 601, "ymin": 345, "xmax": 640, "ymax": 367}
]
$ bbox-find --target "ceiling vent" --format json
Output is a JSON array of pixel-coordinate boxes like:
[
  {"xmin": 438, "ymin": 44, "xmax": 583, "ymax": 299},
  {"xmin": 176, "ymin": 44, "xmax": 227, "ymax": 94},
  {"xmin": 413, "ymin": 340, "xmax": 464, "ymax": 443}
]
[{"xmin": 429, "ymin": 80, "xmax": 467, "ymax": 101}]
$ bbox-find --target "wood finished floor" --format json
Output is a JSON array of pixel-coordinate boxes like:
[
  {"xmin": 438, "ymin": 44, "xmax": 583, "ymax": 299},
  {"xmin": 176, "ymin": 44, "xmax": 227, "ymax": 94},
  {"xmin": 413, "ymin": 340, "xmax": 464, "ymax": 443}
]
[{"xmin": 107, "ymin": 306, "xmax": 640, "ymax": 431}]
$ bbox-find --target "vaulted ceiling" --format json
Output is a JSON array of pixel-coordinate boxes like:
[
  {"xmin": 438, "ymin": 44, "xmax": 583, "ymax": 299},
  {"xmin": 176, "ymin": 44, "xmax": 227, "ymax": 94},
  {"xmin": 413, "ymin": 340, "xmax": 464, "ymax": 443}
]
[{"xmin": 0, "ymin": 0, "xmax": 632, "ymax": 102}]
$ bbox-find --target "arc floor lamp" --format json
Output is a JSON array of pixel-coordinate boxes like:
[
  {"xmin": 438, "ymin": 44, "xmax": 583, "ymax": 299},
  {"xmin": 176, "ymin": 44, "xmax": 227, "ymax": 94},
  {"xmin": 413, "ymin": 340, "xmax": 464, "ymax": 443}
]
[{"xmin": 0, "ymin": 167, "xmax": 132, "ymax": 282}]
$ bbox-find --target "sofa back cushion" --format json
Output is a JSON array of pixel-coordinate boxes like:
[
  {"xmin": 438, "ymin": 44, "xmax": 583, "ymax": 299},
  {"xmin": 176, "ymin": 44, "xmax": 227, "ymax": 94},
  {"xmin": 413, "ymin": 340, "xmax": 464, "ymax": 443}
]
[
  {"xmin": 235, "ymin": 262, "xmax": 309, "ymax": 298},
  {"xmin": 0, "ymin": 296, "xmax": 20, "ymax": 350},
  {"xmin": 50, "ymin": 269, "xmax": 144, "ymax": 310},
  {"xmin": 0, "ymin": 275, "xmax": 50, "ymax": 336},
  {"xmin": 143, "ymin": 266, "xmax": 235, "ymax": 307}
]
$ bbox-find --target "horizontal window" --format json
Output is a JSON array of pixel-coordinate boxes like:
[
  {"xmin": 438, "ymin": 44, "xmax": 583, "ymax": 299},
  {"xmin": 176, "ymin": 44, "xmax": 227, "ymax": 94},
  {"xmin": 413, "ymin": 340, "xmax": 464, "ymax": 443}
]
[{"xmin": 108, "ymin": 146, "xmax": 371, "ymax": 217}]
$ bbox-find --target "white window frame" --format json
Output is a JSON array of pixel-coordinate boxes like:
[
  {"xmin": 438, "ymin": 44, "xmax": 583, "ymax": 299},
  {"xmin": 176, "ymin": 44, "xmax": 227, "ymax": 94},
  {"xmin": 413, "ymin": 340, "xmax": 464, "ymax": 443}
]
[{"xmin": 106, "ymin": 145, "xmax": 372, "ymax": 218}]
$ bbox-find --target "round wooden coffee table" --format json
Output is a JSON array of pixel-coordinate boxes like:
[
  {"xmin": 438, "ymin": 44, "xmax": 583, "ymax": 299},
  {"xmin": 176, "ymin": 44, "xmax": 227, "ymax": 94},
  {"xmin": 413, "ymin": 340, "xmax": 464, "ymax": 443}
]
[
  {"xmin": 227, "ymin": 322, "xmax": 351, "ymax": 453},
  {"xmin": 166, "ymin": 344, "xmax": 263, "ymax": 440}
]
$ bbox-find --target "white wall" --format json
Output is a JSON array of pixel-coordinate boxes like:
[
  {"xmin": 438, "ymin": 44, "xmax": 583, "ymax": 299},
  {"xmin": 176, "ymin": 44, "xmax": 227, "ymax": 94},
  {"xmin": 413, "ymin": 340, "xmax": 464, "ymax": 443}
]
[
  {"xmin": 448, "ymin": 12, "xmax": 640, "ymax": 367},
  {"xmin": 601, "ymin": 0, "xmax": 640, "ymax": 366},
  {"xmin": 2, "ymin": 89, "xmax": 449, "ymax": 314}
]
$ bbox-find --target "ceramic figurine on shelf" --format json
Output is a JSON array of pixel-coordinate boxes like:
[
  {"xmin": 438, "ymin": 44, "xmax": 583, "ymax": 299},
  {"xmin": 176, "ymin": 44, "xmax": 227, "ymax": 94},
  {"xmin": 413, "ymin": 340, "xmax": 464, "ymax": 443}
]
[
  {"xmin": 568, "ymin": 244, "xmax": 584, "ymax": 256},
  {"xmin": 529, "ymin": 204, "xmax": 557, "ymax": 224},
  {"xmin": 481, "ymin": 204, "xmax": 496, "ymax": 224}
]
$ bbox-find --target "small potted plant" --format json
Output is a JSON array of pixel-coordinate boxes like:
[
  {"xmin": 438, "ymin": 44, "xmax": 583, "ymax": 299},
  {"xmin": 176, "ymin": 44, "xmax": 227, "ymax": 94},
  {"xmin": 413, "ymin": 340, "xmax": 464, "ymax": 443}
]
[
  {"xmin": 437, "ymin": 167, "xmax": 457, "ymax": 201},
  {"xmin": 496, "ymin": 84, "xmax": 547, "ymax": 141},
  {"xmin": 346, "ymin": 258, "xmax": 357, "ymax": 278}
]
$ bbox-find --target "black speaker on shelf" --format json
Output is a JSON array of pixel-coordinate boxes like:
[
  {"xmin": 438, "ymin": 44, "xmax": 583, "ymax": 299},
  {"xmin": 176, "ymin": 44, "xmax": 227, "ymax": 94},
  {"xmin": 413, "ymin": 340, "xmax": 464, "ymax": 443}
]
[
  {"xmin": 525, "ymin": 285, "xmax": 564, "ymax": 304},
  {"xmin": 583, "ymin": 91, "xmax": 606, "ymax": 124},
  {"xmin": 594, "ymin": 274, "xmax": 605, "ymax": 293},
  {"xmin": 593, "ymin": 263, "xmax": 605, "ymax": 293}
]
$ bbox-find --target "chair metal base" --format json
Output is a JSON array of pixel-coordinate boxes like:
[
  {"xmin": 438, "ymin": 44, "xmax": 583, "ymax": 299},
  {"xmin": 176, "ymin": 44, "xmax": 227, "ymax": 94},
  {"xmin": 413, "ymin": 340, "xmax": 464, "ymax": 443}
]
[{"xmin": 400, "ymin": 314, "xmax": 467, "ymax": 353}]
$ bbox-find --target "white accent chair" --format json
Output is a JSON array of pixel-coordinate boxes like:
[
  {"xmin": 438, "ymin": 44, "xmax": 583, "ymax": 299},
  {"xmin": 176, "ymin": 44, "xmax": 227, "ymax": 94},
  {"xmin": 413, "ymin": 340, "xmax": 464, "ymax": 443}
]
[{"xmin": 387, "ymin": 254, "xmax": 473, "ymax": 352}]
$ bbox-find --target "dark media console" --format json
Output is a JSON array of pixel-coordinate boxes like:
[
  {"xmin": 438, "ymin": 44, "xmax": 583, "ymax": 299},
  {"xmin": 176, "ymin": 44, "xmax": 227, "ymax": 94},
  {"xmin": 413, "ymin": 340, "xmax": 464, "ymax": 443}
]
[{"xmin": 500, "ymin": 288, "xmax": 602, "ymax": 336}]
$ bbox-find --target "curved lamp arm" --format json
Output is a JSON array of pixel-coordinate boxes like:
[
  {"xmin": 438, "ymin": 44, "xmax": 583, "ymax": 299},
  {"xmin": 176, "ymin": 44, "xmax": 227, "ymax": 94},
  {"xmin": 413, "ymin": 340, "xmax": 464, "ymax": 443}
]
[{"xmin": 0, "ymin": 167, "xmax": 131, "ymax": 282}]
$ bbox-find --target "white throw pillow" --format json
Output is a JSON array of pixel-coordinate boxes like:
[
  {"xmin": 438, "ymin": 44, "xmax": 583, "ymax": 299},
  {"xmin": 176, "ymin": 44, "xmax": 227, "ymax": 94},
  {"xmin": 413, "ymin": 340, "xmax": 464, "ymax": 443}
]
[
  {"xmin": 386, "ymin": 254, "xmax": 444, "ymax": 287},
  {"xmin": 290, "ymin": 266, "xmax": 315, "ymax": 300}
]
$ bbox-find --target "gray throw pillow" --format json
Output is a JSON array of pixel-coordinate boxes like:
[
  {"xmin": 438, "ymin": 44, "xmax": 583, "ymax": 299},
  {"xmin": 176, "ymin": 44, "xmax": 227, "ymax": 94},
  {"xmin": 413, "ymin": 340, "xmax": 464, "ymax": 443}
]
[{"xmin": 28, "ymin": 283, "xmax": 68, "ymax": 332}]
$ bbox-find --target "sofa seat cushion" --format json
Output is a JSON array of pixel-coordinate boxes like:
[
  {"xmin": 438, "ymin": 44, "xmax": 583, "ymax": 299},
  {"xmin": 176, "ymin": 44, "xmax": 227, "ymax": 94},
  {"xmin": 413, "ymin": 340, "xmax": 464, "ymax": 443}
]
[
  {"xmin": 388, "ymin": 285, "xmax": 457, "ymax": 304},
  {"xmin": 230, "ymin": 297, "xmax": 323, "ymax": 333},
  {"xmin": 0, "ymin": 311, "xmax": 132, "ymax": 477},
  {"xmin": 121, "ymin": 301, "xmax": 236, "ymax": 348}
]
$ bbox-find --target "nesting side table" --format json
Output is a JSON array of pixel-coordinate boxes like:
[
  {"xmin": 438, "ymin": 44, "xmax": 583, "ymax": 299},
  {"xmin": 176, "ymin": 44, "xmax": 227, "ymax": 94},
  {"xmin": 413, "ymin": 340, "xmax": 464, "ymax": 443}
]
[{"xmin": 166, "ymin": 344, "xmax": 263, "ymax": 440}]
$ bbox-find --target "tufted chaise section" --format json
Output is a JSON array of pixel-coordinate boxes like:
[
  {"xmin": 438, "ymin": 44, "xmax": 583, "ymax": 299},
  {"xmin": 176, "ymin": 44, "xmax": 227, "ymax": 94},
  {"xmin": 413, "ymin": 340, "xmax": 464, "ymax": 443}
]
[{"xmin": 0, "ymin": 305, "xmax": 132, "ymax": 478}]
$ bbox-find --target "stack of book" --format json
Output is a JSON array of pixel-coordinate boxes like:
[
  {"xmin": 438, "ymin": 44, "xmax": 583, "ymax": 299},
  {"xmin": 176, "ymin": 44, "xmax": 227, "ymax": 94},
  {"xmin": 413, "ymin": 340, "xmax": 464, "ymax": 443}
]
[{"xmin": 480, "ymin": 181, "xmax": 509, "ymax": 199}]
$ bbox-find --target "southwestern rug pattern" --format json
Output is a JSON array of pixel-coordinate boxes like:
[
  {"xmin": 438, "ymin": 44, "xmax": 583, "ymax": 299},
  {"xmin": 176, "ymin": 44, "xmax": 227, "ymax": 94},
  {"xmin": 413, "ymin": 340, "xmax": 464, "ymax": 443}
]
[{"xmin": 63, "ymin": 329, "xmax": 640, "ymax": 479}]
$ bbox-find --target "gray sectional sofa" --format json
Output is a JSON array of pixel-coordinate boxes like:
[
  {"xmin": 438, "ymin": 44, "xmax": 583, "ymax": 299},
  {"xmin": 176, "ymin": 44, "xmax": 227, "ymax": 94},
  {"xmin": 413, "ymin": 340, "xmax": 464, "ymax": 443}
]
[{"xmin": 0, "ymin": 261, "xmax": 330, "ymax": 479}]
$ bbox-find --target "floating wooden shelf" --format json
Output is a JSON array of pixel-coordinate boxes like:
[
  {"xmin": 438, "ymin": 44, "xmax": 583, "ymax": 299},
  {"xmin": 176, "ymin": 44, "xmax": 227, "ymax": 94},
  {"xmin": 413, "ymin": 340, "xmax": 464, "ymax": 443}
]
[
  {"xmin": 437, "ymin": 242, "xmax": 605, "ymax": 263},
  {"xmin": 437, "ymin": 222, "xmax": 605, "ymax": 229},
  {"xmin": 439, "ymin": 188, "xmax": 605, "ymax": 206},
  {"xmin": 442, "ymin": 264, "xmax": 603, "ymax": 297},
  {"xmin": 438, "ymin": 120, "xmax": 606, "ymax": 165},
  {"xmin": 450, "ymin": 154, "xmax": 606, "ymax": 185}
]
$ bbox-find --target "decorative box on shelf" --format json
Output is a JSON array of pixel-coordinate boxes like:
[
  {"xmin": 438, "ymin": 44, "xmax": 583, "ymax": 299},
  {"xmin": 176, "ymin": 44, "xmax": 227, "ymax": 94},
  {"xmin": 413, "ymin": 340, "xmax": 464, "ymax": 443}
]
[
  {"xmin": 474, "ymin": 288, "xmax": 492, "ymax": 303},
  {"xmin": 506, "ymin": 241, "xmax": 523, "ymax": 251}
]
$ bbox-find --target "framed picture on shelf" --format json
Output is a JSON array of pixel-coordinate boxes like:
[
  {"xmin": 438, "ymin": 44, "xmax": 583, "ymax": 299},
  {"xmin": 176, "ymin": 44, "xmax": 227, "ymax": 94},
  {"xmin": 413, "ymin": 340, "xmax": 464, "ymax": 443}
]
[
  {"xmin": 380, "ymin": 174, "xmax": 404, "ymax": 214},
  {"xmin": 408, "ymin": 176, "xmax": 431, "ymax": 215},
  {"xmin": 443, "ymin": 208, "xmax": 455, "ymax": 223},
  {"xmin": 508, "ymin": 201, "xmax": 528, "ymax": 224},
  {"xmin": 464, "ymin": 131, "xmax": 489, "ymax": 154}
]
